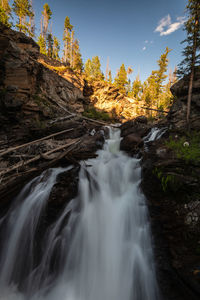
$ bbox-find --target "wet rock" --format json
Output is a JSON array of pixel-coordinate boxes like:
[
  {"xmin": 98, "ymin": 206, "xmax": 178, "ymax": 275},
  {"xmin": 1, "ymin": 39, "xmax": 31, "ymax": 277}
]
[
  {"xmin": 120, "ymin": 119, "xmax": 150, "ymax": 138},
  {"xmin": 120, "ymin": 133, "xmax": 143, "ymax": 154}
]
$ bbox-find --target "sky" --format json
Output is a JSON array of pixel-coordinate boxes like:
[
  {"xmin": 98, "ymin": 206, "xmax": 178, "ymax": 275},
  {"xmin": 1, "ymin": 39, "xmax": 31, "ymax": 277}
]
[{"xmin": 31, "ymin": 0, "xmax": 188, "ymax": 83}]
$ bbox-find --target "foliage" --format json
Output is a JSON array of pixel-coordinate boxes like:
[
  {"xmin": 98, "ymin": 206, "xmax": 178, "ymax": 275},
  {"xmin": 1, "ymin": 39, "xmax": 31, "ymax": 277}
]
[
  {"xmin": 0, "ymin": 0, "xmax": 11, "ymax": 27},
  {"xmin": 177, "ymin": 0, "xmax": 200, "ymax": 124},
  {"xmin": 41, "ymin": 3, "xmax": 52, "ymax": 38},
  {"xmin": 166, "ymin": 132, "xmax": 200, "ymax": 163},
  {"xmin": 38, "ymin": 34, "xmax": 47, "ymax": 55},
  {"xmin": 83, "ymin": 107, "xmax": 111, "ymax": 121},
  {"xmin": 108, "ymin": 70, "xmax": 112, "ymax": 84},
  {"xmin": 63, "ymin": 16, "xmax": 73, "ymax": 64},
  {"xmin": 177, "ymin": 0, "xmax": 200, "ymax": 77},
  {"xmin": 114, "ymin": 63, "xmax": 128, "ymax": 94},
  {"xmin": 13, "ymin": 0, "xmax": 33, "ymax": 34},
  {"xmin": 73, "ymin": 39, "xmax": 83, "ymax": 72},
  {"xmin": 47, "ymin": 33, "xmax": 53, "ymax": 57},
  {"xmin": 131, "ymin": 75, "xmax": 143, "ymax": 99},
  {"xmin": 52, "ymin": 36, "xmax": 60, "ymax": 60},
  {"xmin": 153, "ymin": 167, "xmax": 176, "ymax": 193},
  {"xmin": 84, "ymin": 56, "xmax": 104, "ymax": 81},
  {"xmin": 141, "ymin": 47, "xmax": 172, "ymax": 112}
]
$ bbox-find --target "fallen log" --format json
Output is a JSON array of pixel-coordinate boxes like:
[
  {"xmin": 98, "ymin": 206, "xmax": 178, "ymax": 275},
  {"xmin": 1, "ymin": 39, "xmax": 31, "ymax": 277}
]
[
  {"xmin": 140, "ymin": 107, "xmax": 169, "ymax": 114},
  {"xmin": 77, "ymin": 115, "xmax": 120, "ymax": 128},
  {"xmin": 0, "ymin": 128, "xmax": 74, "ymax": 158},
  {"xmin": 0, "ymin": 139, "xmax": 81, "ymax": 177},
  {"xmin": 49, "ymin": 114, "xmax": 76, "ymax": 124}
]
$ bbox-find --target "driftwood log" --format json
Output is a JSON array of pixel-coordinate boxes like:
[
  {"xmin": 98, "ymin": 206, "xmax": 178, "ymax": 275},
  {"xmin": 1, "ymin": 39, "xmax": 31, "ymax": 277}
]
[{"xmin": 0, "ymin": 139, "xmax": 81, "ymax": 178}]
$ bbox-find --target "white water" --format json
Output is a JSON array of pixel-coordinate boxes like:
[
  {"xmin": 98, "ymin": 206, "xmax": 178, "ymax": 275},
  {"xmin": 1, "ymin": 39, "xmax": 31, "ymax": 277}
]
[{"xmin": 0, "ymin": 128, "xmax": 159, "ymax": 300}]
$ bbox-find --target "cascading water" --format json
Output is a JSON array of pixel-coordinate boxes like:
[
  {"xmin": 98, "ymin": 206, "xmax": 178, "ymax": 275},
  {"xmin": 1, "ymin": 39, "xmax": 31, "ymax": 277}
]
[{"xmin": 0, "ymin": 128, "xmax": 160, "ymax": 300}]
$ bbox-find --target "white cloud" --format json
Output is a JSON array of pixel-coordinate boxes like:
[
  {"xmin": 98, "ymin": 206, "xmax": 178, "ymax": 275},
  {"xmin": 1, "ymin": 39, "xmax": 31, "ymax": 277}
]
[
  {"xmin": 155, "ymin": 14, "xmax": 186, "ymax": 36},
  {"xmin": 145, "ymin": 40, "xmax": 148, "ymax": 44},
  {"xmin": 142, "ymin": 46, "xmax": 146, "ymax": 51}
]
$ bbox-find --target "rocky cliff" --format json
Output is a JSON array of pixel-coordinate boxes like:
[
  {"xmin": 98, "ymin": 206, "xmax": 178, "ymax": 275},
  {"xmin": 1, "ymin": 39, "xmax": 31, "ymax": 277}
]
[
  {"xmin": 85, "ymin": 80, "xmax": 148, "ymax": 121},
  {"xmin": 138, "ymin": 70, "xmax": 200, "ymax": 300},
  {"xmin": 168, "ymin": 67, "xmax": 200, "ymax": 129},
  {"xmin": 0, "ymin": 23, "xmax": 85, "ymax": 145}
]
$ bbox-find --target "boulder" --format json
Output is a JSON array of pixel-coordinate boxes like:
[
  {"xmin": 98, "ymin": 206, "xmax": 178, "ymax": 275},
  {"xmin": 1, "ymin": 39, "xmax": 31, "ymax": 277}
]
[{"xmin": 120, "ymin": 133, "xmax": 143, "ymax": 154}]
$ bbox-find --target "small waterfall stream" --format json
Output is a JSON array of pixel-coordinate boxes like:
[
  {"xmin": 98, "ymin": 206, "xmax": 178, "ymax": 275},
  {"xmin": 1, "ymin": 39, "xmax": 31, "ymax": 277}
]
[{"xmin": 0, "ymin": 127, "xmax": 160, "ymax": 300}]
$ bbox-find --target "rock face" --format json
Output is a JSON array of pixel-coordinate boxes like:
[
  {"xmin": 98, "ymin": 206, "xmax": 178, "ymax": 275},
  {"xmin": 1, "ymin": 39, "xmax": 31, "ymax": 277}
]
[
  {"xmin": 141, "ymin": 136, "xmax": 200, "ymax": 300},
  {"xmin": 119, "ymin": 116, "xmax": 150, "ymax": 155},
  {"xmin": 168, "ymin": 67, "xmax": 200, "ymax": 129},
  {"xmin": 0, "ymin": 24, "xmax": 85, "ymax": 134},
  {"xmin": 85, "ymin": 81, "xmax": 148, "ymax": 121}
]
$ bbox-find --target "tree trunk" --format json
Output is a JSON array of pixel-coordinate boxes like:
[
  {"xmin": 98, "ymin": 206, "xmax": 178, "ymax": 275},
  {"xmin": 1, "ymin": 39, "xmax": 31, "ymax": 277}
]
[
  {"xmin": 186, "ymin": 11, "xmax": 198, "ymax": 126},
  {"xmin": 19, "ymin": 16, "xmax": 22, "ymax": 32},
  {"xmin": 70, "ymin": 31, "xmax": 74, "ymax": 68}
]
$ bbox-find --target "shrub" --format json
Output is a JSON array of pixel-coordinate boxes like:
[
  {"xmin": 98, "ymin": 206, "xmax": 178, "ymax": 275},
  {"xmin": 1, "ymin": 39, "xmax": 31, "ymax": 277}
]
[{"xmin": 166, "ymin": 132, "xmax": 200, "ymax": 163}]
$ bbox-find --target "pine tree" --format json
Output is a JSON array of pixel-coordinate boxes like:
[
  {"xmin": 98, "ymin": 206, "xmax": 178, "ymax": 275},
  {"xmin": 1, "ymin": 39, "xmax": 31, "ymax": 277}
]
[
  {"xmin": 70, "ymin": 30, "xmax": 74, "ymax": 67},
  {"xmin": 91, "ymin": 56, "xmax": 104, "ymax": 80},
  {"xmin": 177, "ymin": 0, "xmax": 200, "ymax": 124},
  {"xmin": 63, "ymin": 16, "xmax": 73, "ymax": 64},
  {"xmin": 47, "ymin": 33, "xmax": 53, "ymax": 58},
  {"xmin": 105, "ymin": 57, "xmax": 109, "ymax": 81},
  {"xmin": 13, "ymin": 0, "xmax": 33, "ymax": 34},
  {"xmin": 28, "ymin": 0, "xmax": 34, "ymax": 37},
  {"xmin": 84, "ymin": 56, "xmax": 104, "ymax": 81},
  {"xmin": 84, "ymin": 59, "xmax": 92, "ymax": 79},
  {"xmin": 114, "ymin": 63, "xmax": 128, "ymax": 94},
  {"xmin": 154, "ymin": 47, "xmax": 171, "ymax": 100},
  {"xmin": 38, "ymin": 34, "xmax": 47, "ymax": 55},
  {"xmin": 143, "ymin": 47, "xmax": 171, "ymax": 109},
  {"xmin": 0, "ymin": 0, "xmax": 11, "ymax": 27},
  {"xmin": 108, "ymin": 70, "xmax": 112, "ymax": 84},
  {"xmin": 132, "ymin": 75, "xmax": 143, "ymax": 100},
  {"xmin": 52, "ymin": 36, "xmax": 60, "ymax": 60},
  {"xmin": 73, "ymin": 39, "xmax": 83, "ymax": 72},
  {"xmin": 42, "ymin": 3, "xmax": 52, "ymax": 39}
]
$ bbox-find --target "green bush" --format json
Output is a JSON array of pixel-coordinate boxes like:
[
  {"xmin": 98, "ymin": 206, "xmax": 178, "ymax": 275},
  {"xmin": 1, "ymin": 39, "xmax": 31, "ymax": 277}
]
[
  {"xmin": 166, "ymin": 132, "xmax": 200, "ymax": 163},
  {"xmin": 83, "ymin": 107, "xmax": 111, "ymax": 121}
]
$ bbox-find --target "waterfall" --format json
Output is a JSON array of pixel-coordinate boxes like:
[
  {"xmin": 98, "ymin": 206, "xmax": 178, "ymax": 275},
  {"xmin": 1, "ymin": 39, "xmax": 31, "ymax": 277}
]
[{"xmin": 0, "ymin": 128, "xmax": 159, "ymax": 300}]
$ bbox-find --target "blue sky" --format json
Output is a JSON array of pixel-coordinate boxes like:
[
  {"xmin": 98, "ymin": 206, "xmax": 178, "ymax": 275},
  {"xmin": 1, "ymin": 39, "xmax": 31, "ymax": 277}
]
[{"xmin": 31, "ymin": 0, "xmax": 188, "ymax": 82}]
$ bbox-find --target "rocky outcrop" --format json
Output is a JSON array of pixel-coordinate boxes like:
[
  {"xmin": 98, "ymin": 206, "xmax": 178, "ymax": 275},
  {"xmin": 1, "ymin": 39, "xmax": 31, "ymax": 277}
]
[
  {"xmin": 0, "ymin": 24, "xmax": 85, "ymax": 138},
  {"xmin": 168, "ymin": 67, "xmax": 200, "ymax": 129},
  {"xmin": 119, "ymin": 116, "xmax": 150, "ymax": 155},
  {"xmin": 85, "ymin": 81, "xmax": 147, "ymax": 121}
]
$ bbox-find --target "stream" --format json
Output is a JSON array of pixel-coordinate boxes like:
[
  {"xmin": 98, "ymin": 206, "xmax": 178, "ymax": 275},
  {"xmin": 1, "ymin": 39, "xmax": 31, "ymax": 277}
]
[{"xmin": 0, "ymin": 127, "xmax": 160, "ymax": 300}]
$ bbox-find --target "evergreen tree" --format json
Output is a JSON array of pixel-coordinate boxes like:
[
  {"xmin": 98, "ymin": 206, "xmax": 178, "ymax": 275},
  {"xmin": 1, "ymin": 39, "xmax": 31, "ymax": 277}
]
[
  {"xmin": 84, "ymin": 56, "xmax": 104, "ymax": 80},
  {"xmin": 38, "ymin": 34, "xmax": 47, "ymax": 55},
  {"xmin": 91, "ymin": 56, "xmax": 104, "ymax": 80},
  {"xmin": 52, "ymin": 36, "xmax": 60, "ymax": 60},
  {"xmin": 41, "ymin": 3, "xmax": 52, "ymax": 39},
  {"xmin": 142, "ymin": 47, "xmax": 171, "ymax": 109},
  {"xmin": 0, "ymin": 0, "xmax": 11, "ymax": 27},
  {"xmin": 13, "ymin": 0, "xmax": 33, "ymax": 34},
  {"xmin": 84, "ymin": 58, "xmax": 92, "ymax": 79},
  {"xmin": 177, "ymin": 0, "xmax": 200, "ymax": 124},
  {"xmin": 132, "ymin": 75, "xmax": 143, "ymax": 99},
  {"xmin": 63, "ymin": 16, "xmax": 73, "ymax": 64},
  {"xmin": 114, "ymin": 63, "xmax": 128, "ymax": 94},
  {"xmin": 47, "ymin": 33, "xmax": 53, "ymax": 58},
  {"xmin": 153, "ymin": 47, "xmax": 171, "ymax": 100},
  {"xmin": 73, "ymin": 39, "xmax": 83, "ymax": 72},
  {"xmin": 108, "ymin": 70, "xmax": 112, "ymax": 84},
  {"xmin": 126, "ymin": 79, "xmax": 132, "ymax": 97},
  {"xmin": 28, "ymin": 0, "xmax": 34, "ymax": 37}
]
